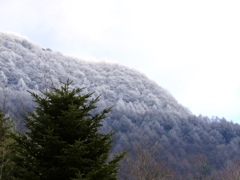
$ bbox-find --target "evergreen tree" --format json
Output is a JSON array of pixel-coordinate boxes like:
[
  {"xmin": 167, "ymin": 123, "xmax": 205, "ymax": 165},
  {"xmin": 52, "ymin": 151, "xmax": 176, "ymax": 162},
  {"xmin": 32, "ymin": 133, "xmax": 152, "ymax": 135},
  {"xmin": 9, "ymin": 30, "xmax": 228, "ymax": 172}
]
[
  {"xmin": 13, "ymin": 80, "xmax": 125, "ymax": 180},
  {"xmin": 0, "ymin": 110, "xmax": 15, "ymax": 180}
]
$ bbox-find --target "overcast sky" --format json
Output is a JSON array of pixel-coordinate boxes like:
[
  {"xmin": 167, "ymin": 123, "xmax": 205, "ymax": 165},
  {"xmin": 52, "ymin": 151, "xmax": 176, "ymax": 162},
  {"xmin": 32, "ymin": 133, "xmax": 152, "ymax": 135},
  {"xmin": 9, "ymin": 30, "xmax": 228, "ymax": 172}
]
[{"xmin": 0, "ymin": 0, "xmax": 240, "ymax": 123}]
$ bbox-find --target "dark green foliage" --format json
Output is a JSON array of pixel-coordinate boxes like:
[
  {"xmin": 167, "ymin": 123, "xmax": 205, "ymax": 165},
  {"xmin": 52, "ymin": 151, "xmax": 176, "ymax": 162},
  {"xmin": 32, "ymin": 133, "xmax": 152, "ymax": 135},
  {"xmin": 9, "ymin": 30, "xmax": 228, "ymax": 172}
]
[
  {"xmin": 0, "ymin": 110, "xmax": 15, "ymax": 180},
  {"xmin": 13, "ymin": 80, "xmax": 125, "ymax": 180}
]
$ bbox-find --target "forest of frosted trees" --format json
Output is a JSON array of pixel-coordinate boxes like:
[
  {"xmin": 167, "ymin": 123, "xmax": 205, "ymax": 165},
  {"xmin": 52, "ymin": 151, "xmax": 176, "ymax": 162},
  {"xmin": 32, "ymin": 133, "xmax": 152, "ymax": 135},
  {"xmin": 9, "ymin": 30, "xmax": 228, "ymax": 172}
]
[{"xmin": 1, "ymin": 31, "xmax": 240, "ymax": 179}]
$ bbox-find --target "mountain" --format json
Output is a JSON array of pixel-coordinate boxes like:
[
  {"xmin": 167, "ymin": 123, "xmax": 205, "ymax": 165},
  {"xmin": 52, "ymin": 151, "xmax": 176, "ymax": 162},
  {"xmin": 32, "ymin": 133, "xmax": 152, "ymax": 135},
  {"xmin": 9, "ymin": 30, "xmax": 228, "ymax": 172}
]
[
  {"xmin": 1, "ymin": 31, "xmax": 240, "ymax": 179},
  {"xmin": 0, "ymin": 31, "xmax": 190, "ymax": 115}
]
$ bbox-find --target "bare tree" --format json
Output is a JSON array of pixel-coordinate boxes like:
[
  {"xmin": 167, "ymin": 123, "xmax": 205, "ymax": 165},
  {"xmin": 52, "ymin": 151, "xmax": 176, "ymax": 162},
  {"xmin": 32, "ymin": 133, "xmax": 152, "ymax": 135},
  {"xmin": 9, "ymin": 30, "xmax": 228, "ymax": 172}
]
[
  {"xmin": 190, "ymin": 154, "xmax": 211, "ymax": 180},
  {"xmin": 218, "ymin": 162, "xmax": 240, "ymax": 180},
  {"xmin": 0, "ymin": 83, "xmax": 8, "ymax": 113},
  {"xmin": 119, "ymin": 134, "xmax": 173, "ymax": 180}
]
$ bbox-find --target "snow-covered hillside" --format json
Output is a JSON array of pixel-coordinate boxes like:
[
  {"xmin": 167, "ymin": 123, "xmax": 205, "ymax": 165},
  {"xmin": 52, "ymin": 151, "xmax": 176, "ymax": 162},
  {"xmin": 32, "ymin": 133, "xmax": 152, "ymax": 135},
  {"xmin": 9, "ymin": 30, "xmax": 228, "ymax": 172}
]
[
  {"xmin": 0, "ymin": 31, "xmax": 190, "ymax": 120},
  {"xmin": 3, "ymin": 32, "xmax": 240, "ymax": 177}
]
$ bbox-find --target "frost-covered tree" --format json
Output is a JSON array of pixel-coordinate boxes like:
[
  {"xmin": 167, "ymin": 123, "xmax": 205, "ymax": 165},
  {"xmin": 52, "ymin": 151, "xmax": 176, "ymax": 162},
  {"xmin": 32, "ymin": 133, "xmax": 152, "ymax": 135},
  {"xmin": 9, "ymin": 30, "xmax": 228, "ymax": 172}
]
[{"xmin": 13, "ymin": 80, "xmax": 125, "ymax": 180}]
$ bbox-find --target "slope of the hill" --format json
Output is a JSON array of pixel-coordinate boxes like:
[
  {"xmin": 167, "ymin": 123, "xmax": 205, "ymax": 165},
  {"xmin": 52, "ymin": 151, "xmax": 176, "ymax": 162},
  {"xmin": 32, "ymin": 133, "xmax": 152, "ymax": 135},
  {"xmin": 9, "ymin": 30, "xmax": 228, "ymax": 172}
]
[
  {"xmin": 0, "ymin": 31, "xmax": 190, "ymax": 117},
  {"xmin": 1, "ymin": 31, "xmax": 240, "ymax": 179},
  {"xmin": 0, "ymin": 31, "xmax": 192, "ymax": 141}
]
